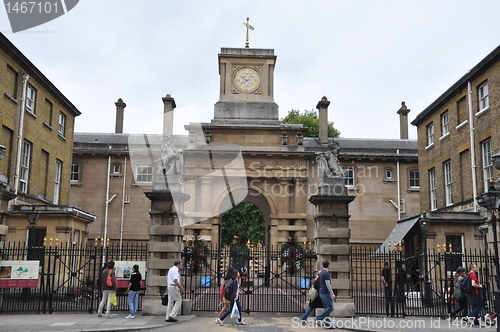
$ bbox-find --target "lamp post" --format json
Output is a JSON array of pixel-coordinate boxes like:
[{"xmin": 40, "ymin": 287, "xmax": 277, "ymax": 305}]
[
  {"xmin": 477, "ymin": 175, "xmax": 500, "ymax": 330},
  {"xmin": 419, "ymin": 214, "xmax": 432, "ymax": 306}
]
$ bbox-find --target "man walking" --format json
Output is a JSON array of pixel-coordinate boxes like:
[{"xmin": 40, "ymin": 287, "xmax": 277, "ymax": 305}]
[
  {"xmin": 315, "ymin": 260, "xmax": 336, "ymax": 328},
  {"xmin": 381, "ymin": 262, "xmax": 393, "ymax": 316},
  {"xmin": 166, "ymin": 260, "xmax": 184, "ymax": 322},
  {"xmin": 466, "ymin": 264, "xmax": 484, "ymax": 326}
]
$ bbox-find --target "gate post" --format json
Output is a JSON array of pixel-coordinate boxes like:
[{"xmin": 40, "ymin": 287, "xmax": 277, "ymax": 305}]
[
  {"xmin": 142, "ymin": 172, "xmax": 190, "ymax": 315},
  {"xmin": 309, "ymin": 177, "xmax": 355, "ymax": 317}
]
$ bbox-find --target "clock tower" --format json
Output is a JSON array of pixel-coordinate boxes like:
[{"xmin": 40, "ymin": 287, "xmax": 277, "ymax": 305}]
[{"xmin": 214, "ymin": 48, "xmax": 279, "ymax": 121}]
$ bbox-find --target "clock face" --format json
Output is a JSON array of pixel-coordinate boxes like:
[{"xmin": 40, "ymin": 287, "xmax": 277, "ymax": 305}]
[{"xmin": 234, "ymin": 67, "xmax": 260, "ymax": 93}]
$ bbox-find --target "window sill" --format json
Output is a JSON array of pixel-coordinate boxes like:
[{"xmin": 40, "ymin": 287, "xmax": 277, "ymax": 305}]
[
  {"xmin": 26, "ymin": 110, "xmax": 37, "ymax": 119},
  {"xmin": 346, "ymin": 186, "xmax": 356, "ymax": 191},
  {"xmin": 43, "ymin": 121, "xmax": 53, "ymax": 130},
  {"xmin": 58, "ymin": 133, "xmax": 66, "ymax": 141},
  {"xmin": 3, "ymin": 91, "xmax": 18, "ymax": 104},
  {"xmin": 110, "ymin": 173, "xmax": 123, "ymax": 178},
  {"xmin": 425, "ymin": 143, "xmax": 434, "ymax": 150},
  {"xmin": 407, "ymin": 187, "xmax": 420, "ymax": 193},
  {"xmin": 456, "ymin": 120, "xmax": 468, "ymax": 130},
  {"xmin": 476, "ymin": 107, "xmax": 490, "ymax": 117},
  {"xmin": 132, "ymin": 183, "xmax": 152, "ymax": 188},
  {"xmin": 383, "ymin": 179, "xmax": 396, "ymax": 183},
  {"xmin": 70, "ymin": 182, "xmax": 82, "ymax": 187},
  {"xmin": 439, "ymin": 133, "xmax": 450, "ymax": 141}
]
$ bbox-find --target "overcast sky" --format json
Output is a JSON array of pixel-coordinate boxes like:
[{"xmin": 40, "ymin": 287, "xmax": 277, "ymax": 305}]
[{"xmin": 2, "ymin": 1, "xmax": 500, "ymax": 140}]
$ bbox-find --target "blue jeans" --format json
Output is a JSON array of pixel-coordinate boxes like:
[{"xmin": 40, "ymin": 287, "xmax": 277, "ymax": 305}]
[
  {"xmin": 301, "ymin": 306, "xmax": 314, "ymax": 320},
  {"xmin": 128, "ymin": 290, "xmax": 139, "ymax": 316},
  {"xmin": 220, "ymin": 299, "xmax": 242, "ymax": 322},
  {"xmin": 468, "ymin": 293, "xmax": 483, "ymax": 324},
  {"xmin": 315, "ymin": 293, "xmax": 333, "ymax": 320}
]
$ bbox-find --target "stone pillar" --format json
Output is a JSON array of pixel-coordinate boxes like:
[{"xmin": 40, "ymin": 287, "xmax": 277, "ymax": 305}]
[
  {"xmin": 162, "ymin": 94, "xmax": 176, "ymax": 137},
  {"xmin": 142, "ymin": 187, "xmax": 190, "ymax": 315},
  {"xmin": 316, "ymin": 96, "xmax": 330, "ymax": 144},
  {"xmin": 294, "ymin": 178, "xmax": 307, "ymax": 215},
  {"xmin": 114, "ymin": 98, "xmax": 126, "ymax": 134},
  {"xmin": 397, "ymin": 101, "xmax": 411, "ymax": 140},
  {"xmin": 309, "ymin": 178, "xmax": 355, "ymax": 317}
]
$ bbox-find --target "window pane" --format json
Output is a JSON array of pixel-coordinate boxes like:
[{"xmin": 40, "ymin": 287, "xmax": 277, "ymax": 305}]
[{"xmin": 136, "ymin": 165, "xmax": 153, "ymax": 183}]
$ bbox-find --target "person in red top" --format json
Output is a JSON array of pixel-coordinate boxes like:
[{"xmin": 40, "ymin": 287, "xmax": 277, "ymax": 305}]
[{"xmin": 466, "ymin": 264, "xmax": 483, "ymax": 326}]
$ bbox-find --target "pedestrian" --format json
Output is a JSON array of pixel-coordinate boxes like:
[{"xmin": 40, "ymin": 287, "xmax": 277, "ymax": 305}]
[
  {"xmin": 449, "ymin": 266, "xmax": 467, "ymax": 320},
  {"xmin": 381, "ymin": 262, "xmax": 393, "ymax": 316},
  {"xmin": 216, "ymin": 268, "xmax": 246, "ymax": 326},
  {"xmin": 315, "ymin": 260, "xmax": 336, "ymax": 327},
  {"xmin": 466, "ymin": 264, "xmax": 484, "ymax": 326},
  {"xmin": 166, "ymin": 260, "xmax": 184, "ymax": 322},
  {"xmin": 97, "ymin": 260, "xmax": 117, "ymax": 318},
  {"xmin": 299, "ymin": 271, "xmax": 323, "ymax": 326},
  {"xmin": 126, "ymin": 264, "xmax": 142, "ymax": 319},
  {"xmin": 215, "ymin": 267, "xmax": 234, "ymax": 323}
]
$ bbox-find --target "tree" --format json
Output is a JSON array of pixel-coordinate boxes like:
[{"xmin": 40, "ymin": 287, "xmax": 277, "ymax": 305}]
[
  {"xmin": 221, "ymin": 202, "xmax": 265, "ymax": 247},
  {"xmin": 281, "ymin": 109, "xmax": 340, "ymax": 138}
]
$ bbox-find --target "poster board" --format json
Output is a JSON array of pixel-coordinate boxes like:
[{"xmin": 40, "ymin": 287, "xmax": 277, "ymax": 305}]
[
  {"xmin": 114, "ymin": 261, "xmax": 146, "ymax": 288},
  {"xmin": 0, "ymin": 260, "xmax": 39, "ymax": 288}
]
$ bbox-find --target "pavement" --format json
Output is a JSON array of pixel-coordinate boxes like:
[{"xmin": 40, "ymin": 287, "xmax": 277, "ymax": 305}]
[{"xmin": 0, "ymin": 312, "xmax": 493, "ymax": 332}]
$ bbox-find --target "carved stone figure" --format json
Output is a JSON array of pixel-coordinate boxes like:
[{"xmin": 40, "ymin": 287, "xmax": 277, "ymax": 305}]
[
  {"xmin": 156, "ymin": 136, "xmax": 184, "ymax": 176},
  {"xmin": 316, "ymin": 142, "xmax": 345, "ymax": 178}
]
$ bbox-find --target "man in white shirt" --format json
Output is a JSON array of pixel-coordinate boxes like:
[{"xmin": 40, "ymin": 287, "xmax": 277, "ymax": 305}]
[{"xmin": 166, "ymin": 260, "xmax": 184, "ymax": 322}]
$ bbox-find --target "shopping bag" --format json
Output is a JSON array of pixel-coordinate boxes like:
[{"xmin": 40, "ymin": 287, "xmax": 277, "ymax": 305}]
[
  {"xmin": 110, "ymin": 293, "xmax": 118, "ymax": 306},
  {"xmin": 308, "ymin": 286, "xmax": 318, "ymax": 300},
  {"xmin": 230, "ymin": 303, "xmax": 239, "ymax": 319}
]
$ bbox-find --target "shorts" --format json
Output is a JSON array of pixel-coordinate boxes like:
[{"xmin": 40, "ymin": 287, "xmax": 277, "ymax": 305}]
[{"xmin": 222, "ymin": 298, "xmax": 229, "ymax": 303}]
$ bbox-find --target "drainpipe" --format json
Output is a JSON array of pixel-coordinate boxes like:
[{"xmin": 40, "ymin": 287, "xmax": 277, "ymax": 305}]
[
  {"xmin": 103, "ymin": 154, "xmax": 115, "ymax": 261},
  {"xmin": 467, "ymin": 81, "xmax": 478, "ymax": 211},
  {"xmin": 13, "ymin": 73, "xmax": 29, "ymax": 195},
  {"xmin": 119, "ymin": 156, "xmax": 127, "ymax": 259},
  {"xmin": 396, "ymin": 149, "xmax": 401, "ymax": 220}
]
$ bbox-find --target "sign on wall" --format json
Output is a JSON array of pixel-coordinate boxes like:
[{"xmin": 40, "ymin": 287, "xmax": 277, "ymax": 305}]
[
  {"xmin": 114, "ymin": 261, "xmax": 146, "ymax": 288},
  {"xmin": 0, "ymin": 261, "xmax": 39, "ymax": 288}
]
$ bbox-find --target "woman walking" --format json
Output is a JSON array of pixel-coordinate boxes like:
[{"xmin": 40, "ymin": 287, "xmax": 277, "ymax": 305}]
[
  {"xmin": 216, "ymin": 269, "xmax": 246, "ymax": 326},
  {"xmin": 450, "ymin": 266, "xmax": 468, "ymax": 320},
  {"xmin": 215, "ymin": 267, "xmax": 234, "ymax": 323},
  {"xmin": 97, "ymin": 261, "xmax": 117, "ymax": 318},
  {"xmin": 300, "ymin": 272, "xmax": 323, "ymax": 326},
  {"xmin": 126, "ymin": 264, "xmax": 142, "ymax": 319}
]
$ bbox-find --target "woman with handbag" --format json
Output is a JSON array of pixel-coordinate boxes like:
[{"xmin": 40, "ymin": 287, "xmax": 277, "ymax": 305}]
[
  {"xmin": 300, "ymin": 272, "xmax": 323, "ymax": 325},
  {"xmin": 449, "ymin": 266, "xmax": 468, "ymax": 321},
  {"xmin": 97, "ymin": 261, "xmax": 117, "ymax": 318},
  {"xmin": 216, "ymin": 269, "xmax": 246, "ymax": 326}
]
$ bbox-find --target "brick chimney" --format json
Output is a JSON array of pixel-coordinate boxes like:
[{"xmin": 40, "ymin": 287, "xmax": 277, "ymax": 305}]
[
  {"xmin": 115, "ymin": 98, "xmax": 126, "ymax": 133},
  {"xmin": 316, "ymin": 96, "xmax": 330, "ymax": 144},
  {"xmin": 162, "ymin": 94, "xmax": 176, "ymax": 137},
  {"xmin": 397, "ymin": 101, "xmax": 411, "ymax": 139}
]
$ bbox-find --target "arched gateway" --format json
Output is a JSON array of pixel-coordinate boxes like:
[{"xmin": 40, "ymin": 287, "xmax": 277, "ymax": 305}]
[{"xmin": 143, "ymin": 47, "xmax": 355, "ymax": 316}]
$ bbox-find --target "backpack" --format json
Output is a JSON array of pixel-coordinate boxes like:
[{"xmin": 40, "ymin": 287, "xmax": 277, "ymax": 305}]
[
  {"xmin": 223, "ymin": 279, "xmax": 233, "ymax": 300},
  {"xmin": 461, "ymin": 273, "xmax": 473, "ymax": 294},
  {"xmin": 452, "ymin": 278, "xmax": 464, "ymax": 300}
]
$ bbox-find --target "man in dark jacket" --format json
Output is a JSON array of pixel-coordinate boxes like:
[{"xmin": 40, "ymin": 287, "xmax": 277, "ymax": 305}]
[{"xmin": 97, "ymin": 261, "xmax": 117, "ymax": 317}]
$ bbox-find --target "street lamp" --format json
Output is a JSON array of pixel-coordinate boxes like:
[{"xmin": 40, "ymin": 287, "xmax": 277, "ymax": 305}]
[
  {"xmin": 419, "ymin": 214, "xmax": 431, "ymax": 306},
  {"xmin": 477, "ymin": 179, "xmax": 500, "ymax": 332}
]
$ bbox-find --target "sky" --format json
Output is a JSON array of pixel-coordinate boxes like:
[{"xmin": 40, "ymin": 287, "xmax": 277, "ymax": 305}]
[{"xmin": 1, "ymin": 1, "xmax": 500, "ymax": 140}]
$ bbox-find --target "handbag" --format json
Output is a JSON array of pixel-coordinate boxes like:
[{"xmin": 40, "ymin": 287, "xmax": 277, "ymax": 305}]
[
  {"xmin": 110, "ymin": 293, "xmax": 118, "ymax": 306},
  {"xmin": 161, "ymin": 294, "xmax": 168, "ymax": 306},
  {"xmin": 106, "ymin": 270, "xmax": 113, "ymax": 287},
  {"xmin": 230, "ymin": 302, "xmax": 239, "ymax": 319},
  {"xmin": 308, "ymin": 286, "xmax": 318, "ymax": 300}
]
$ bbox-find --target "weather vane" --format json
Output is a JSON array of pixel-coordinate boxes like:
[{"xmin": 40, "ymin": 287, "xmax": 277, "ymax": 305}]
[{"xmin": 243, "ymin": 17, "xmax": 254, "ymax": 48}]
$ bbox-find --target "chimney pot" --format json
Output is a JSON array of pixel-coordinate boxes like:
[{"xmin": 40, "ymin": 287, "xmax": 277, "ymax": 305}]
[
  {"xmin": 115, "ymin": 98, "xmax": 127, "ymax": 133},
  {"xmin": 397, "ymin": 101, "xmax": 410, "ymax": 139},
  {"xmin": 316, "ymin": 96, "xmax": 330, "ymax": 144}
]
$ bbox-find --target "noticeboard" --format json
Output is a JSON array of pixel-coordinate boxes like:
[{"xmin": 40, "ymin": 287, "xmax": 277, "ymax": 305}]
[{"xmin": 0, "ymin": 261, "xmax": 39, "ymax": 288}]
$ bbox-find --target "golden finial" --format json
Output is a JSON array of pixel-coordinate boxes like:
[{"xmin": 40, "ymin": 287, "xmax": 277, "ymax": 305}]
[
  {"xmin": 388, "ymin": 242, "xmax": 392, "ymax": 251},
  {"xmin": 449, "ymin": 243, "xmax": 452, "ymax": 253},
  {"xmin": 437, "ymin": 243, "xmax": 441, "ymax": 252},
  {"xmin": 243, "ymin": 17, "xmax": 254, "ymax": 48}
]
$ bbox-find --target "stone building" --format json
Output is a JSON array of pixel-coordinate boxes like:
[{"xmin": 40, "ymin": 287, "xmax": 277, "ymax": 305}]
[
  {"xmin": 410, "ymin": 43, "xmax": 500, "ymax": 254},
  {"xmin": 0, "ymin": 32, "xmax": 94, "ymax": 248},
  {"xmin": 70, "ymin": 48, "xmax": 420, "ymax": 250}
]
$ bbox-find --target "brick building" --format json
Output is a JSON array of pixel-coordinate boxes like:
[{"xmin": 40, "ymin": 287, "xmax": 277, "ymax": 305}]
[
  {"xmin": 410, "ymin": 43, "xmax": 500, "ymax": 254},
  {"xmin": 0, "ymin": 32, "xmax": 94, "ymax": 248}
]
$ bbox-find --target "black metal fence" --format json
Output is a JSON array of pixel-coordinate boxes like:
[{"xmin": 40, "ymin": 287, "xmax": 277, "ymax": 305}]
[
  {"xmin": 352, "ymin": 247, "xmax": 497, "ymax": 317},
  {"xmin": 181, "ymin": 243, "xmax": 317, "ymax": 314},
  {"xmin": 0, "ymin": 242, "xmax": 147, "ymax": 314}
]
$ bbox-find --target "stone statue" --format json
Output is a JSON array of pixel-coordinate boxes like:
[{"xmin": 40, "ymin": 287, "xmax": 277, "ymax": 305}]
[
  {"xmin": 156, "ymin": 136, "xmax": 183, "ymax": 176},
  {"xmin": 316, "ymin": 142, "xmax": 345, "ymax": 178}
]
